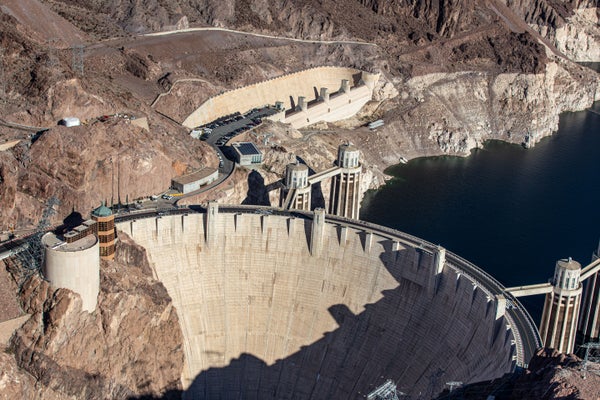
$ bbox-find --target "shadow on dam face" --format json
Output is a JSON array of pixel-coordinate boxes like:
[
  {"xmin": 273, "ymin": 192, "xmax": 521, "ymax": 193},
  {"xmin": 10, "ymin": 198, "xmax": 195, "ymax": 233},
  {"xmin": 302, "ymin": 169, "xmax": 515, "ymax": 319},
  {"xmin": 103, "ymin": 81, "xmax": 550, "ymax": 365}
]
[{"xmin": 120, "ymin": 214, "xmax": 516, "ymax": 400}]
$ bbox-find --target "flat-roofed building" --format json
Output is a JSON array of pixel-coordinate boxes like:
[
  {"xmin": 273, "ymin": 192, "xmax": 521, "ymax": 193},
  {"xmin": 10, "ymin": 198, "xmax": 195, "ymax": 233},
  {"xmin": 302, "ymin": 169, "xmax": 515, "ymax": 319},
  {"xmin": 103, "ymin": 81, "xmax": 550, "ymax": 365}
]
[
  {"xmin": 172, "ymin": 167, "xmax": 219, "ymax": 194},
  {"xmin": 232, "ymin": 142, "xmax": 262, "ymax": 166}
]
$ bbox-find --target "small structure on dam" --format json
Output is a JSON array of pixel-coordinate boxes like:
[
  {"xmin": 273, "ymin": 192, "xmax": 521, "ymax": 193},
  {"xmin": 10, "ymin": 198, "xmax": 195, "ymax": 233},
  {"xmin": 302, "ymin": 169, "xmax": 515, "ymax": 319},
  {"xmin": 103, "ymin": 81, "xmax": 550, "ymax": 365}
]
[{"xmin": 118, "ymin": 204, "xmax": 540, "ymax": 398}]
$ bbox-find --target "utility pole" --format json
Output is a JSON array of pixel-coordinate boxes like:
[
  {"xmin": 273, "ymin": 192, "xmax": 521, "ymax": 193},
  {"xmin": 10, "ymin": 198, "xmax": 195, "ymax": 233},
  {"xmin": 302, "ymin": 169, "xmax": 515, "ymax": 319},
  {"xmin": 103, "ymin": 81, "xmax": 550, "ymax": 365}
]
[
  {"xmin": 0, "ymin": 46, "xmax": 5, "ymax": 103},
  {"xmin": 47, "ymin": 38, "xmax": 58, "ymax": 68},
  {"xmin": 71, "ymin": 44, "xmax": 84, "ymax": 76},
  {"xmin": 580, "ymin": 342, "xmax": 600, "ymax": 379}
]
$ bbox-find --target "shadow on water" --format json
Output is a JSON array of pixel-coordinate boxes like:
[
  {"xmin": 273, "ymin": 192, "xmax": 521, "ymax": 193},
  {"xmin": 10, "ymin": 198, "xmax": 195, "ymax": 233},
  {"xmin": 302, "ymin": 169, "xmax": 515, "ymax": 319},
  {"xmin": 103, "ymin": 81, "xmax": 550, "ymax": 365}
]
[{"xmin": 128, "ymin": 240, "xmax": 516, "ymax": 399}]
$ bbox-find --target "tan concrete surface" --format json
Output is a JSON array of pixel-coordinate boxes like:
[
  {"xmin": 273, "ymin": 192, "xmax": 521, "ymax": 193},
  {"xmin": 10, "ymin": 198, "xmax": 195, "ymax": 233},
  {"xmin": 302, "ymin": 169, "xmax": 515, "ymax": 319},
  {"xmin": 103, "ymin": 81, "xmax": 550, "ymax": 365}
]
[
  {"xmin": 183, "ymin": 67, "xmax": 374, "ymax": 128},
  {"xmin": 0, "ymin": 315, "xmax": 30, "ymax": 347},
  {"xmin": 42, "ymin": 233, "xmax": 100, "ymax": 312},
  {"xmin": 118, "ymin": 212, "xmax": 515, "ymax": 398},
  {"xmin": 0, "ymin": 140, "xmax": 21, "ymax": 151}
]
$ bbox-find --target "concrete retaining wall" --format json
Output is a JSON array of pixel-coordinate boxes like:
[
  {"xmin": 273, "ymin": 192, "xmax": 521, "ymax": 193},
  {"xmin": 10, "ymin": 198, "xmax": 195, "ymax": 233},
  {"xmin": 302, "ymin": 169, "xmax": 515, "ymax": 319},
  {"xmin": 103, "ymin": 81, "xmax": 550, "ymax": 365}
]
[
  {"xmin": 118, "ymin": 212, "xmax": 515, "ymax": 398},
  {"xmin": 182, "ymin": 67, "xmax": 377, "ymax": 128}
]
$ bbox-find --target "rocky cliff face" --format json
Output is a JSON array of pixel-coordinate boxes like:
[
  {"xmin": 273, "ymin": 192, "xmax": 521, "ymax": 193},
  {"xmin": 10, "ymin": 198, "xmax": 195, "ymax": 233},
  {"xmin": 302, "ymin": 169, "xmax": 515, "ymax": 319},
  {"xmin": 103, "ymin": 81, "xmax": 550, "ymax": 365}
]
[
  {"xmin": 1, "ymin": 235, "xmax": 183, "ymax": 399},
  {"xmin": 0, "ymin": 118, "xmax": 214, "ymax": 228},
  {"xmin": 506, "ymin": 0, "xmax": 600, "ymax": 61}
]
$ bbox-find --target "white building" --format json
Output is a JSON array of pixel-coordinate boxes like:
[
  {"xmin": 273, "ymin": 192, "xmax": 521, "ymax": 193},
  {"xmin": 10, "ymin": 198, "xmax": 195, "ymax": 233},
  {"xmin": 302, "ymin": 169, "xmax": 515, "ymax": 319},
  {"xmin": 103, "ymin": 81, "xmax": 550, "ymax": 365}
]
[
  {"xmin": 171, "ymin": 167, "xmax": 219, "ymax": 194},
  {"xmin": 232, "ymin": 142, "xmax": 263, "ymax": 166}
]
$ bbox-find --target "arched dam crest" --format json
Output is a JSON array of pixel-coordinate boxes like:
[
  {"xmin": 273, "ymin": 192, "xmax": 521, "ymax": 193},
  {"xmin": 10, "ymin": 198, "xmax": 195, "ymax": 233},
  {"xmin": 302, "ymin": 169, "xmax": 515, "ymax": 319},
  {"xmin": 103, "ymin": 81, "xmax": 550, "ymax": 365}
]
[{"xmin": 118, "ymin": 211, "xmax": 517, "ymax": 398}]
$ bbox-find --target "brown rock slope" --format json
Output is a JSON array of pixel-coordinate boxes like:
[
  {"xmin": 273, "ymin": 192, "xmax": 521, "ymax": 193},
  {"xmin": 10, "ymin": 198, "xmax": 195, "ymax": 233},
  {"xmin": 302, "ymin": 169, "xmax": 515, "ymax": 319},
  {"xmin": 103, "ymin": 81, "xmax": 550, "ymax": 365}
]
[
  {"xmin": 0, "ymin": 120, "xmax": 212, "ymax": 228},
  {"xmin": 436, "ymin": 348, "xmax": 600, "ymax": 399},
  {"xmin": 1, "ymin": 234, "xmax": 183, "ymax": 399}
]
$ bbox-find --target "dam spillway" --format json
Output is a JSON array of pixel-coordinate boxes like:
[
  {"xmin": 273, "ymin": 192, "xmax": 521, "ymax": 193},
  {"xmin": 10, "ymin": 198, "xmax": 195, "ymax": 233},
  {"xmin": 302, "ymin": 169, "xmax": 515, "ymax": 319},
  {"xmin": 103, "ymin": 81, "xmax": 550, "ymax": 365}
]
[{"xmin": 117, "ymin": 206, "xmax": 538, "ymax": 399}]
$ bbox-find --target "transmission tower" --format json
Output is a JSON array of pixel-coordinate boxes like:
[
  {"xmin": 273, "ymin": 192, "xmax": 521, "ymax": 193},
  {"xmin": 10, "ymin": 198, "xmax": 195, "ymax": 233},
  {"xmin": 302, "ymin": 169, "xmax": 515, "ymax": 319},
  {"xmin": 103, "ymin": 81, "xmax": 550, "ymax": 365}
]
[
  {"xmin": 72, "ymin": 44, "xmax": 84, "ymax": 76},
  {"xmin": 0, "ymin": 46, "xmax": 5, "ymax": 103},
  {"xmin": 367, "ymin": 380, "xmax": 403, "ymax": 400},
  {"xmin": 14, "ymin": 197, "xmax": 60, "ymax": 285},
  {"xmin": 46, "ymin": 38, "xmax": 58, "ymax": 68},
  {"xmin": 580, "ymin": 342, "xmax": 600, "ymax": 378}
]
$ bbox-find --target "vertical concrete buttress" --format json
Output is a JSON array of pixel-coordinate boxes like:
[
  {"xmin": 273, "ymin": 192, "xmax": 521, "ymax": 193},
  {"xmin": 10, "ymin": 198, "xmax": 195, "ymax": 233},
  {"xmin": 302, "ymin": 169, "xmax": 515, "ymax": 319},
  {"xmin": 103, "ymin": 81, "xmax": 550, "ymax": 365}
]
[
  {"xmin": 311, "ymin": 208, "xmax": 326, "ymax": 256},
  {"xmin": 298, "ymin": 96, "xmax": 307, "ymax": 112},
  {"xmin": 495, "ymin": 295, "xmax": 506, "ymax": 320},
  {"xmin": 206, "ymin": 201, "xmax": 219, "ymax": 247},
  {"xmin": 341, "ymin": 79, "xmax": 350, "ymax": 93},
  {"xmin": 434, "ymin": 246, "xmax": 446, "ymax": 275}
]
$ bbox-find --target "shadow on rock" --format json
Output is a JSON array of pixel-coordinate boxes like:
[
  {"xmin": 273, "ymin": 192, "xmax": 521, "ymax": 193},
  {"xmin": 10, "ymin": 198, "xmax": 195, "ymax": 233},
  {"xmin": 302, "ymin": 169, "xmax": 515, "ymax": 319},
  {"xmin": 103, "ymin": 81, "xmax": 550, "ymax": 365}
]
[{"xmin": 241, "ymin": 170, "xmax": 271, "ymax": 206}]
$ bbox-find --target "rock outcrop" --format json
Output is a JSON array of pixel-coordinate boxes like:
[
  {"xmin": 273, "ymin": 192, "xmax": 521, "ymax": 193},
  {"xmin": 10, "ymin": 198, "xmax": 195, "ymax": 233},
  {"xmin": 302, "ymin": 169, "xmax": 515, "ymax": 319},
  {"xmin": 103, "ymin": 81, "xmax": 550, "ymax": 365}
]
[
  {"xmin": 506, "ymin": 0, "xmax": 600, "ymax": 61},
  {"xmin": 1, "ymin": 234, "xmax": 184, "ymax": 399},
  {"xmin": 510, "ymin": 348, "xmax": 600, "ymax": 399},
  {"xmin": 0, "ymin": 117, "xmax": 215, "ymax": 228}
]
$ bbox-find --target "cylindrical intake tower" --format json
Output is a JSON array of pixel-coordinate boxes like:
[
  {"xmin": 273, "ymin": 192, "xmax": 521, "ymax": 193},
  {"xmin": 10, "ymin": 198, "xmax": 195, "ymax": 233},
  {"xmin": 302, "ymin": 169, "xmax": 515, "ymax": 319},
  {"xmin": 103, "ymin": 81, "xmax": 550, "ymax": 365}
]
[
  {"xmin": 42, "ymin": 232, "xmax": 100, "ymax": 312},
  {"xmin": 282, "ymin": 163, "xmax": 311, "ymax": 211},
  {"xmin": 329, "ymin": 143, "xmax": 361, "ymax": 219},
  {"xmin": 540, "ymin": 257, "xmax": 582, "ymax": 353}
]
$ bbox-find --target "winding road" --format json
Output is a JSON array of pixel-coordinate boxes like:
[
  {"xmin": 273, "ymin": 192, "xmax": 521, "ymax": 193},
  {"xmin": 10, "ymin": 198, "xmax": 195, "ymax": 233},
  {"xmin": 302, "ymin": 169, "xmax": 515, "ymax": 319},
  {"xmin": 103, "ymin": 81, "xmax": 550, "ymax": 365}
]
[{"xmin": 143, "ymin": 26, "xmax": 378, "ymax": 47}]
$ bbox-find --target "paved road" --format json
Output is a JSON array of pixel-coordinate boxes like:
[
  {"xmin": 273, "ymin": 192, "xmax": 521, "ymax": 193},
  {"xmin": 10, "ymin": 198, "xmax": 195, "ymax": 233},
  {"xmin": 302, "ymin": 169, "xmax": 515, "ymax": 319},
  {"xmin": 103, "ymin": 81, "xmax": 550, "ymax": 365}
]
[
  {"xmin": 0, "ymin": 118, "xmax": 48, "ymax": 133},
  {"xmin": 143, "ymin": 26, "xmax": 378, "ymax": 47}
]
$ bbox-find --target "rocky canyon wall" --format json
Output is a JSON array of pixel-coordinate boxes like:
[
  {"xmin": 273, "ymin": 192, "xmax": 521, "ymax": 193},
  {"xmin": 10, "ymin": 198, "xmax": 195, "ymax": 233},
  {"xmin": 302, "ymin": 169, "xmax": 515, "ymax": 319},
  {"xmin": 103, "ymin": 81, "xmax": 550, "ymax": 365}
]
[
  {"xmin": 506, "ymin": 0, "xmax": 600, "ymax": 61},
  {"xmin": 0, "ymin": 235, "xmax": 184, "ymax": 399}
]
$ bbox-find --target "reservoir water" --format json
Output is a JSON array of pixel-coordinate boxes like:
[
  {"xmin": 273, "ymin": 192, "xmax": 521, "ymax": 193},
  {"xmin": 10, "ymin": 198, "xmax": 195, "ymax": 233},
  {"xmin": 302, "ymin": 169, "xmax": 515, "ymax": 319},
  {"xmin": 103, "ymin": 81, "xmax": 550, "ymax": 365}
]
[{"xmin": 360, "ymin": 77, "xmax": 600, "ymax": 322}]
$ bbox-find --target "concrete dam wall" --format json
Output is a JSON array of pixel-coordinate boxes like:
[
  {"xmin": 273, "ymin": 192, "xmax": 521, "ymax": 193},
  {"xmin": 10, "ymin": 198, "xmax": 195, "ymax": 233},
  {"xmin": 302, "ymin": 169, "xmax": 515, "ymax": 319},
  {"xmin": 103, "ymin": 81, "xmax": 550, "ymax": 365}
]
[
  {"xmin": 182, "ymin": 67, "xmax": 377, "ymax": 128},
  {"xmin": 118, "ymin": 209, "xmax": 518, "ymax": 399}
]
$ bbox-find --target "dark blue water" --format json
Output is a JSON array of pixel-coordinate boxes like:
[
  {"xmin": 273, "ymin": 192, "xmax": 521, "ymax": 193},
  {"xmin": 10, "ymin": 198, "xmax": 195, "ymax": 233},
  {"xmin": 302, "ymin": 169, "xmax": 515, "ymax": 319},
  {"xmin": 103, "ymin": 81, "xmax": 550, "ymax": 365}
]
[{"xmin": 361, "ymin": 97, "xmax": 600, "ymax": 321}]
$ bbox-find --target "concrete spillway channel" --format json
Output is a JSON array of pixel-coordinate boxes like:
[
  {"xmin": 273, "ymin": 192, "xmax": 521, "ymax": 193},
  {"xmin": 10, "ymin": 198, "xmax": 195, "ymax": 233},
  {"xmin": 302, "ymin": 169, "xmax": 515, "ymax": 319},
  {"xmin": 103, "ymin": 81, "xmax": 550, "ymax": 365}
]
[{"xmin": 117, "ymin": 206, "xmax": 540, "ymax": 399}]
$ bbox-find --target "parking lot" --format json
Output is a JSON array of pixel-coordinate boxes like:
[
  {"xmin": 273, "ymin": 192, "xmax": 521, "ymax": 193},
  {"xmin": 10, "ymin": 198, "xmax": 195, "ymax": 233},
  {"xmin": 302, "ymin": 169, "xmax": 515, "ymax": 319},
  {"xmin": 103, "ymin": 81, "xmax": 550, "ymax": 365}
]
[{"xmin": 198, "ymin": 106, "xmax": 279, "ymax": 147}]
